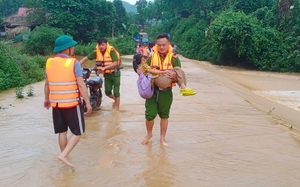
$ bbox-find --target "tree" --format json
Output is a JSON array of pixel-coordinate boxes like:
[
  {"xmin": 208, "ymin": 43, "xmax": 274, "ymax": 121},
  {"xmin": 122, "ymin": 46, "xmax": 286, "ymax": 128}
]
[
  {"xmin": 23, "ymin": 0, "xmax": 118, "ymax": 43},
  {"xmin": 136, "ymin": 0, "xmax": 148, "ymax": 29},
  {"xmin": 277, "ymin": 0, "xmax": 293, "ymax": 27},
  {"xmin": 232, "ymin": 0, "xmax": 274, "ymax": 14},
  {"xmin": 0, "ymin": 0, "xmax": 25, "ymax": 17},
  {"xmin": 144, "ymin": 0, "xmax": 164, "ymax": 24},
  {"xmin": 113, "ymin": 0, "xmax": 128, "ymax": 35}
]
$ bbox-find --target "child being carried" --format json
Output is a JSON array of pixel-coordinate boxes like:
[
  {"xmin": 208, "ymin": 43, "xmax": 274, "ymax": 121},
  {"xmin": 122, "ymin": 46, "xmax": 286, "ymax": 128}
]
[{"xmin": 139, "ymin": 63, "xmax": 196, "ymax": 96}]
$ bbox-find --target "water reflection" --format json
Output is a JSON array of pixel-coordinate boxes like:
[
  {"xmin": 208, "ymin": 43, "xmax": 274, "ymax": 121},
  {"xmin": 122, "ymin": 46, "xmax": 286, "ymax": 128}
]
[{"xmin": 143, "ymin": 146, "xmax": 176, "ymax": 187}]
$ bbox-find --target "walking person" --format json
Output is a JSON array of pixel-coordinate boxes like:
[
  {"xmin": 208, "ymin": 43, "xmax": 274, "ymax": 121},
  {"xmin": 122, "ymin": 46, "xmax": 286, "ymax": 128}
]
[
  {"xmin": 137, "ymin": 33, "xmax": 183, "ymax": 146},
  {"xmin": 44, "ymin": 35, "xmax": 92, "ymax": 167},
  {"xmin": 80, "ymin": 37, "xmax": 121, "ymax": 111}
]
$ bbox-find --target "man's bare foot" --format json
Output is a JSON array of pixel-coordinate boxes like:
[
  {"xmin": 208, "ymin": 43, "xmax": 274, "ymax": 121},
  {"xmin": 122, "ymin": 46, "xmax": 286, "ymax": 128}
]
[
  {"xmin": 58, "ymin": 155, "xmax": 75, "ymax": 167},
  {"xmin": 141, "ymin": 134, "xmax": 152, "ymax": 145},
  {"xmin": 160, "ymin": 139, "xmax": 168, "ymax": 146}
]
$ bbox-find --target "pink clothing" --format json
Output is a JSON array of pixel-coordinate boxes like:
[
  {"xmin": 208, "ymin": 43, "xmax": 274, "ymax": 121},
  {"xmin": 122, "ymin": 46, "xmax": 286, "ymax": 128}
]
[{"xmin": 136, "ymin": 46, "xmax": 141, "ymax": 54}]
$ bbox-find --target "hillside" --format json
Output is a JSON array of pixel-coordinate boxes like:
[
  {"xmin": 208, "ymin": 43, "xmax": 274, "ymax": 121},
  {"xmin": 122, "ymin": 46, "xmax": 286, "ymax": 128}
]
[{"xmin": 122, "ymin": 1, "xmax": 137, "ymax": 13}]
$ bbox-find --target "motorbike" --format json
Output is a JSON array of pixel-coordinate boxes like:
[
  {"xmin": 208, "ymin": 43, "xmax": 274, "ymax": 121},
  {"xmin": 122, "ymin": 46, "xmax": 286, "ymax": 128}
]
[{"xmin": 82, "ymin": 67, "xmax": 103, "ymax": 112}]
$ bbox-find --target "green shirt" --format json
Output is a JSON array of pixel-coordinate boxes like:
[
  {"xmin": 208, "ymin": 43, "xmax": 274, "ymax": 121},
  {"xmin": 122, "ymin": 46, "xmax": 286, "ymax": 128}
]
[
  {"xmin": 87, "ymin": 49, "xmax": 118, "ymax": 62},
  {"xmin": 146, "ymin": 54, "xmax": 181, "ymax": 68}
]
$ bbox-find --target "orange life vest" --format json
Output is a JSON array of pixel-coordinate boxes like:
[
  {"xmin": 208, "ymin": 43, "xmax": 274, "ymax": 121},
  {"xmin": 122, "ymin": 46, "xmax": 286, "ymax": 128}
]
[
  {"xmin": 150, "ymin": 45, "xmax": 176, "ymax": 88},
  {"xmin": 95, "ymin": 43, "xmax": 120, "ymax": 74},
  {"xmin": 45, "ymin": 56, "xmax": 80, "ymax": 108}
]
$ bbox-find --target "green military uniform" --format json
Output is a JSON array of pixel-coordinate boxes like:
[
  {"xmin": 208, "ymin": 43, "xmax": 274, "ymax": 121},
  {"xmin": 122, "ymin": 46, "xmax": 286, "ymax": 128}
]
[
  {"xmin": 145, "ymin": 54, "xmax": 181, "ymax": 120},
  {"xmin": 87, "ymin": 50, "xmax": 121, "ymax": 97}
]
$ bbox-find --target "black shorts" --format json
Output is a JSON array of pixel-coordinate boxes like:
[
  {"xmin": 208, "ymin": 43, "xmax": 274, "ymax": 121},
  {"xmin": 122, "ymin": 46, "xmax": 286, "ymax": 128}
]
[{"xmin": 52, "ymin": 105, "xmax": 85, "ymax": 135}]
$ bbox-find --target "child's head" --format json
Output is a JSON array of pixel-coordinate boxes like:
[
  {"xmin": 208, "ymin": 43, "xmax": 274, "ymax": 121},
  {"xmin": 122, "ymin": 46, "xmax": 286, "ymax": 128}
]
[{"xmin": 148, "ymin": 41, "xmax": 155, "ymax": 49}]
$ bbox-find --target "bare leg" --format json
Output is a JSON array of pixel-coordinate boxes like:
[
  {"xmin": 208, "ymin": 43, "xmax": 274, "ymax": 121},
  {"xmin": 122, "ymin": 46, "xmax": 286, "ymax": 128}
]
[
  {"xmin": 58, "ymin": 134, "xmax": 81, "ymax": 167},
  {"xmin": 58, "ymin": 131, "xmax": 68, "ymax": 152},
  {"xmin": 160, "ymin": 118, "xmax": 168, "ymax": 146},
  {"xmin": 107, "ymin": 94, "xmax": 115, "ymax": 100},
  {"xmin": 142, "ymin": 120, "xmax": 154, "ymax": 145},
  {"xmin": 180, "ymin": 83, "xmax": 186, "ymax": 89},
  {"xmin": 114, "ymin": 97, "xmax": 120, "ymax": 111},
  {"xmin": 107, "ymin": 94, "xmax": 116, "ymax": 109}
]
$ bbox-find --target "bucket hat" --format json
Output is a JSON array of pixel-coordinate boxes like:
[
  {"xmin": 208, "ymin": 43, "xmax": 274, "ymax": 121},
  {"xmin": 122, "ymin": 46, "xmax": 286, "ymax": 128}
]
[
  {"xmin": 53, "ymin": 35, "xmax": 78, "ymax": 53},
  {"xmin": 142, "ymin": 38, "xmax": 149, "ymax": 45}
]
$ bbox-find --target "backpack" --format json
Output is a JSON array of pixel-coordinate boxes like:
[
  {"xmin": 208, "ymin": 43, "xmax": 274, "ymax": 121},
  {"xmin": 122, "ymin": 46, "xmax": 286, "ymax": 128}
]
[{"xmin": 137, "ymin": 72, "xmax": 154, "ymax": 99}]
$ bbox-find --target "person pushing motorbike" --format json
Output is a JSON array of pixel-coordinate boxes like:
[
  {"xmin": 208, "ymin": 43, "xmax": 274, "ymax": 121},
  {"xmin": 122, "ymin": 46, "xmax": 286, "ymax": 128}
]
[{"xmin": 80, "ymin": 37, "xmax": 121, "ymax": 111}]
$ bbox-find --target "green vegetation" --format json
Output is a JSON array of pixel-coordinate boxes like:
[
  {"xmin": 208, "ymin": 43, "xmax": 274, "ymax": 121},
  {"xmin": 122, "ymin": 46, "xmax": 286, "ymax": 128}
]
[
  {"xmin": 27, "ymin": 86, "xmax": 34, "ymax": 97},
  {"xmin": 143, "ymin": 0, "xmax": 300, "ymax": 72},
  {"xmin": 0, "ymin": 41, "xmax": 46, "ymax": 91},
  {"xmin": 15, "ymin": 87, "xmax": 24, "ymax": 98},
  {"xmin": 23, "ymin": 26, "xmax": 64, "ymax": 56},
  {"xmin": 75, "ymin": 36, "xmax": 135, "ymax": 56},
  {"xmin": 0, "ymin": 0, "xmax": 299, "ymax": 92},
  {"xmin": 14, "ymin": 86, "xmax": 35, "ymax": 98},
  {"xmin": 209, "ymin": 10, "xmax": 286, "ymax": 71},
  {"xmin": 0, "ymin": 104, "xmax": 8, "ymax": 110}
]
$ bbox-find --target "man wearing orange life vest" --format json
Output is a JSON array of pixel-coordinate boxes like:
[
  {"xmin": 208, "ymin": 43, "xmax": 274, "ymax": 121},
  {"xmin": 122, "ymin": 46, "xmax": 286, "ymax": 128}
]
[
  {"xmin": 80, "ymin": 37, "xmax": 121, "ymax": 111},
  {"xmin": 44, "ymin": 35, "xmax": 92, "ymax": 167},
  {"xmin": 137, "ymin": 33, "xmax": 180, "ymax": 146}
]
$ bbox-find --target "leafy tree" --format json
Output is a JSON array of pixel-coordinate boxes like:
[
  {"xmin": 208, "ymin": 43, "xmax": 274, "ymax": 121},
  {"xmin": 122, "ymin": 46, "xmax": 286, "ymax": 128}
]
[
  {"xmin": 126, "ymin": 12, "xmax": 138, "ymax": 24},
  {"xmin": 0, "ymin": 0, "xmax": 25, "ymax": 17},
  {"xmin": 24, "ymin": 0, "xmax": 118, "ymax": 43},
  {"xmin": 231, "ymin": 0, "xmax": 275, "ymax": 14},
  {"xmin": 209, "ymin": 10, "xmax": 287, "ymax": 71},
  {"xmin": 136, "ymin": 0, "xmax": 148, "ymax": 28},
  {"xmin": 0, "ymin": 41, "xmax": 45, "ymax": 91},
  {"xmin": 113, "ymin": 0, "xmax": 128, "ymax": 35},
  {"xmin": 23, "ymin": 26, "xmax": 64, "ymax": 55},
  {"xmin": 144, "ymin": 0, "xmax": 164, "ymax": 24},
  {"xmin": 279, "ymin": 0, "xmax": 300, "ymax": 71}
]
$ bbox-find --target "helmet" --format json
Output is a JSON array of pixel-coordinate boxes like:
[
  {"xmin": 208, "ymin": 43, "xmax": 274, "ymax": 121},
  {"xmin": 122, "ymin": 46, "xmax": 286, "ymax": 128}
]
[
  {"xmin": 142, "ymin": 38, "xmax": 149, "ymax": 45},
  {"xmin": 53, "ymin": 35, "xmax": 78, "ymax": 53}
]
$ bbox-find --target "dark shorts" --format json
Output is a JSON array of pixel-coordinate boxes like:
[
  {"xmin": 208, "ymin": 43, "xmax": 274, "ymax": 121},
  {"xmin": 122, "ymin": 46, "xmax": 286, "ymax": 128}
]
[
  {"xmin": 145, "ymin": 89, "xmax": 173, "ymax": 120},
  {"xmin": 52, "ymin": 105, "xmax": 85, "ymax": 135}
]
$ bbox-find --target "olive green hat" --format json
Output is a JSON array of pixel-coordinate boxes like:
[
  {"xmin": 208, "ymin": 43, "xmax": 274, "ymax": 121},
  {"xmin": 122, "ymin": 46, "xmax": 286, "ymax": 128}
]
[{"xmin": 53, "ymin": 35, "xmax": 78, "ymax": 53}]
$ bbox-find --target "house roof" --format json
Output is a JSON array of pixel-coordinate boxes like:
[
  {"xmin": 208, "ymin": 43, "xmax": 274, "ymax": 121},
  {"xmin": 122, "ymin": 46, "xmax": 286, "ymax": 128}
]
[
  {"xmin": 5, "ymin": 7, "xmax": 30, "ymax": 23},
  {"xmin": 17, "ymin": 7, "xmax": 29, "ymax": 16}
]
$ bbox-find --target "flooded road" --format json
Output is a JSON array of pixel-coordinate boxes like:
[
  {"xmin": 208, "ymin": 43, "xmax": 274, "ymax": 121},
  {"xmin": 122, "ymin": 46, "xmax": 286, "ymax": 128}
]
[{"xmin": 1, "ymin": 56, "xmax": 300, "ymax": 187}]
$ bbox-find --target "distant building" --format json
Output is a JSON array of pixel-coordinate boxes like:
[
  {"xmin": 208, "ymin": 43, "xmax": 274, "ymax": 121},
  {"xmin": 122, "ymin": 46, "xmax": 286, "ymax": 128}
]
[
  {"xmin": 2, "ymin": 7, "xmax": 33, "ymax": 40},
  {"xmin": 5, "ymin": 7, "xmax": 32, "ymax": 28}
]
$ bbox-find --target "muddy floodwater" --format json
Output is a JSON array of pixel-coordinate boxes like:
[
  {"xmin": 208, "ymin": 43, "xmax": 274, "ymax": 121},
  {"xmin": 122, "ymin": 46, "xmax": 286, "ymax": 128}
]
[{"xmin": 1, "ymin": 55, "xmax": 300, "ymax": 187}]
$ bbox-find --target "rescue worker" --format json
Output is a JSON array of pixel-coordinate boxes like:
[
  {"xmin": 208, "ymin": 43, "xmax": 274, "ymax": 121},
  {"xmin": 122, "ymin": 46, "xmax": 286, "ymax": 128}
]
[
  {"xmin": 133, "ymin": 39, "xmax": 151, "ymax": 73},
  {"xmin": 140, "ymin": 38, "xmax": 150, "ymax": 58},
  {"xmin": 137, "ymin": 33, "xmax": 187, "ymax": 146},
  {"xmin": 44, "ymin": 35, "xmax": 92, "ymax": 167},
  {"xmin": 80, "ymin": 37, "xmax": 121, "ymax": 111}
]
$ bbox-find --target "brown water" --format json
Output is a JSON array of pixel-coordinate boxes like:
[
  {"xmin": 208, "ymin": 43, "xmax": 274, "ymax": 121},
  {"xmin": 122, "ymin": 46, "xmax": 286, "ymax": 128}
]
[{"xmin": 1, "ymin": 56, "xmax": 300, "ymax": 187}]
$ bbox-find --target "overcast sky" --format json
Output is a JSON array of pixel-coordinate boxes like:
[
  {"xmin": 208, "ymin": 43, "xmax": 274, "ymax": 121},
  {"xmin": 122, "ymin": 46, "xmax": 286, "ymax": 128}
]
[
  {"xmin": 123, "ymin": 0, "xmax": 153, "ymax": 5},
  {"xmin": 123, "ymin": 0, "xmax": 137, "ymax": 5}
]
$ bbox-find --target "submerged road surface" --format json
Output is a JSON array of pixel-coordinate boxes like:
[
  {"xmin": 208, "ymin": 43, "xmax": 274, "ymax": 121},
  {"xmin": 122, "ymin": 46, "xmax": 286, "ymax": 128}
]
[{"xmin": 0, "ymin": 56, "xmax": 300, "ymax": 187}]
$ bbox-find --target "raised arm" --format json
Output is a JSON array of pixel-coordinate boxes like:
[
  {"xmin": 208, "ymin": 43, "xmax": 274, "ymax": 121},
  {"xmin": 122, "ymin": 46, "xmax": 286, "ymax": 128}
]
[{"xmin": 79, "ymin": 56, "xmax": 89, "ymax": 65}]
